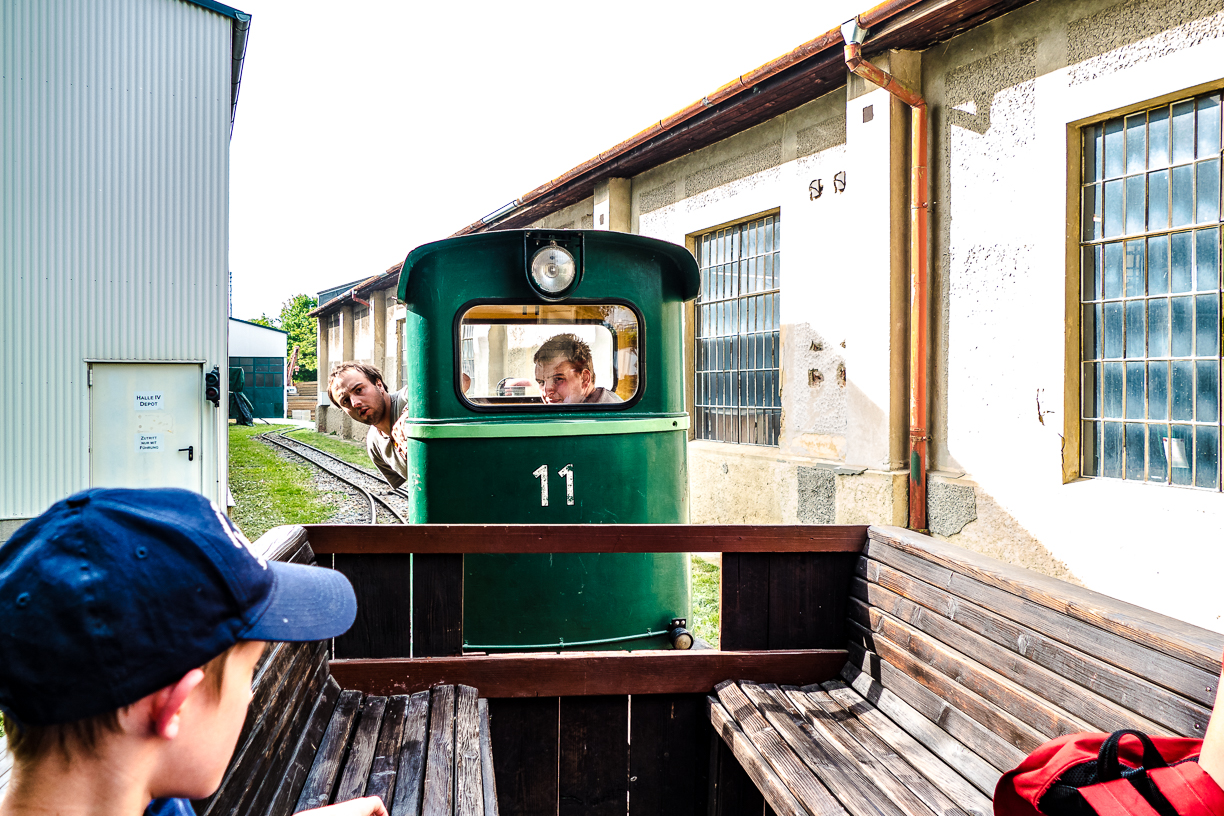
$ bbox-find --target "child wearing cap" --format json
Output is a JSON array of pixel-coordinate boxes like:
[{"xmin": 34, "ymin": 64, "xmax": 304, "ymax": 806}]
[{"xmin": 0, "ymin": 488, "xmax": 388, "ymax": 816}]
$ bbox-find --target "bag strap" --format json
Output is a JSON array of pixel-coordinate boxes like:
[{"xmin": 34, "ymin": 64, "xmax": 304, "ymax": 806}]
[
  {"xmin": 1098, "ymin": 730, "xmax": 1169, "ymax": 781},
  {"xmin": 1080, "ymin": 779, "xmax": 1165, "ymax": 816},
  {"xmin": 1149, "ymin": 764, "xmax": 1224, "ymax": 815}
]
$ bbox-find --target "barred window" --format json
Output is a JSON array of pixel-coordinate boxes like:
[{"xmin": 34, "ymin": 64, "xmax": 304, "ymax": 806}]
[
  {"xmin": 694, "ymin": 215, "xmax": 781, "ymax": 445},
  {"xmin": 1081, "ymin": 93, "xmax": 1222, "ymax": 489}
]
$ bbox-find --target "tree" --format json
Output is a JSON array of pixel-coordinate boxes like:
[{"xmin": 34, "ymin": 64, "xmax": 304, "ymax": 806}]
[
  {"xmin": 246, "ymin": 295, "xmax": 318, "ymax": 382},
  {"xmin": 278, "ymin": 295, "xmax": 319, "ymax": 382}
]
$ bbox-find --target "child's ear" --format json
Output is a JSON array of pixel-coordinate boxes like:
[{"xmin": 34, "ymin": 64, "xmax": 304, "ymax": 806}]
[{"xmin": 149, "ymin": 669, "xmax": 205, "ymax": 740}]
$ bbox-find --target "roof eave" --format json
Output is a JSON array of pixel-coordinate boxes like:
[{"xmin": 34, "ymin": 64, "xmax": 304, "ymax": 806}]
[{"xmin": 452, "ymin": 0, "xmax": 1035, "ymax": 236}]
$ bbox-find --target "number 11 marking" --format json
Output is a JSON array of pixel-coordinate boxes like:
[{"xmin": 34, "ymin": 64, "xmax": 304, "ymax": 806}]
[
  {"xmin": 533, "ymin": 464, "xmax": 549, "ymax": 506},
  {"xmin": 532, "ymin": 464, "xmax": 576, "ymax": 507}
]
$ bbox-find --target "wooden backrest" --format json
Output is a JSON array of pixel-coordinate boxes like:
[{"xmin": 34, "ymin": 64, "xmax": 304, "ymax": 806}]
[
  {"xmin": 197, "ymin": 525, "xmax": 337, "ymax": 816},
  {"xmin": 850, "ymin": 526, "xmax": 1224, "ymax": 773}
]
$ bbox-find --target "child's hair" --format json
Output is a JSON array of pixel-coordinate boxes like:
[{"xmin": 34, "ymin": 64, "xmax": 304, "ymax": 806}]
[{"xmin": 3, "ymin": 642, "xmax": 244, "ymax": 764}]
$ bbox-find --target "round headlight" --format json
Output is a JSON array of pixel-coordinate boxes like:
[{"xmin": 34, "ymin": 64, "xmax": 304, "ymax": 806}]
[{"xmin": 529, "ymin": 245, "xmax": 577, "ymax": 297}]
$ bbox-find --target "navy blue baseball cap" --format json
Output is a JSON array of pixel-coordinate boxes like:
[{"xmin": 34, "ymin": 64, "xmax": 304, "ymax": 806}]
[{"xmin": 0, "ymin": 487, "xmax": 357, "ymax": 726}]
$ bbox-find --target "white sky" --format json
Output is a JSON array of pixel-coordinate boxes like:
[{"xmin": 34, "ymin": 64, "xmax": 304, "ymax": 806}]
[{"xmin": 228, "ymin": 0, "xmax": 866, "ymax": 320}]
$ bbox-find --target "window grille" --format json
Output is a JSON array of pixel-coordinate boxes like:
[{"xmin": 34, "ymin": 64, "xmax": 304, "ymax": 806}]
[
  {"xmin": 1080, "ymin": 93, "xmax": 1222, "ymax": 489},
  {"xmin": 461, "ymin": 324, "xmax": 476, "ymax": 379},
  {"xmin": 694, "ymin": 215, "xmax": 781, "ymax": 445}
]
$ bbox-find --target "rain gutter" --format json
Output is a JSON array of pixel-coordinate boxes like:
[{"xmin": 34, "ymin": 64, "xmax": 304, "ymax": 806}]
[
  {"xmin": 841, "ymin": 18, "xmax": 930, "ymax": 532},
  {"xmin": 185, "ymin": 0, "xmax": 251, "ymax": 137}
]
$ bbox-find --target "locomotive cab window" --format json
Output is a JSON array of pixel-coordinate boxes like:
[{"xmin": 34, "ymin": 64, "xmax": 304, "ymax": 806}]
[{"xmin": 458, "ymin": 303, "xmax": 640, "ymax": 408}]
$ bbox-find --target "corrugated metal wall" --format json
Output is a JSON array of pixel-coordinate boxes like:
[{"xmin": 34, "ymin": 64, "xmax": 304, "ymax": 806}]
[{"xmin": 1, "ymin": 0, "xmax": 232, "ymax": 520}]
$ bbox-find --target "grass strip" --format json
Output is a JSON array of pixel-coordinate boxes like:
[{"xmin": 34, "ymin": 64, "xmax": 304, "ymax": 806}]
[
  {"xmin": 691, "ymin": 556, "xmax": 721, "ymax": 647},
  {"xmin": 229, "ymin": 424, "xmax": 339, "ymax": 541}
]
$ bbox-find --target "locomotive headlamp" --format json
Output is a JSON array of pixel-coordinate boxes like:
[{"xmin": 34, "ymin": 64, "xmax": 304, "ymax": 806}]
[{"xmin": 529, "ymin": 244, "xmax": 577, "ymax": 296}]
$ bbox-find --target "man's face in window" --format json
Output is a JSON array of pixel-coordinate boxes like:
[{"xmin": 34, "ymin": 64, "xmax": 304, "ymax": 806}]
[{"xmin": 535, "ymin": 356, "xmax": 593, "ymax": 404}]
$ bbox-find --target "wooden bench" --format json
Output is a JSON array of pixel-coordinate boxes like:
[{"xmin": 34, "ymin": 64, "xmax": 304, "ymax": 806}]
[
  {"xmin": 709, "ymin": 525, "xmax": 1224, "ymax": 816},
  {"xmin": 195, "ymin": 527, "xmax": 500, "ymax": 816}
]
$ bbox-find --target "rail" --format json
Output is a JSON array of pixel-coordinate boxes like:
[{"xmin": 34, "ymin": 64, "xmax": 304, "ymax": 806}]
[{"xmin": 259, "ymin": 429, "xmax": 407, "ymax": 524}]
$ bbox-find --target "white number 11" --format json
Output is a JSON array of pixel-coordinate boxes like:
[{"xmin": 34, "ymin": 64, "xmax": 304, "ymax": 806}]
[{"xmin": 532, "ymin": 464, "xmax": 575, "ymax": 507}]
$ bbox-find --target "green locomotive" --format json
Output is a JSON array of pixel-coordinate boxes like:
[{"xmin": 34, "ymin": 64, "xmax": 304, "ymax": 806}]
[{"xmin": 395, "ymin": 229, "xmax": 697, "ymax": 650}]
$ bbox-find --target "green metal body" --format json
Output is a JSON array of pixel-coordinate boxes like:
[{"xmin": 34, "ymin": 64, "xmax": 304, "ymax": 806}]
[{"xmin": 397, "ymin": 231, "xmax": 699, "ymax": 651}]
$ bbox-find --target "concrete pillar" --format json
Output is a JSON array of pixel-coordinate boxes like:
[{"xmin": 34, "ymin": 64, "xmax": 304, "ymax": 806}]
[
  {"xmin": 315, "ymin": 311, "xmax": 330, "ymax": 432},
  {"xmin": 341, "ymin": 303, "xmax": 355, "ymax": 439},
  {"xmin": 372, "ymin": 289, "xmax": 387, "ymax": 383},
  {"xmin": 593, "ymin": 178, "xmax": 631, "ymax": 232},
  {"xmin": 488, "ymin": 325, "xmax": 507, "ymax": 386}
]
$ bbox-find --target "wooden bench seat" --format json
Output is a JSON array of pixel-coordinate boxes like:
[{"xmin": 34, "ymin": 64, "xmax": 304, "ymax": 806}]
[
  {"xmin": 293, "ymin": 684, "xmax": 498, "ymax": 816},
  {"xmin": 710, "ymin": 525, "xmax": 1223, "ymax": 816},
  {"xmin": 195, "ymin": 529, "xmax": 500, "ymax": 816}
]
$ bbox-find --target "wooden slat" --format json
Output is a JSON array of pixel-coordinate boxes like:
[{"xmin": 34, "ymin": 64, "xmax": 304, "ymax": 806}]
[
  {"xmin": 867, "ymin": 528, "xmax": 1224, "ymax": 676},
  {"xmin": 709, "ymin": 737, "xmax": 769, "ymax": 816},
  {"xmin": 335, "ymin": 696, "xmax": 389, "ymax": 803},
  {"xmin": 739, "ymin": 681, "xmax": 913, "ymax": 816},
  {"xmin": 853, "ymin": 572, "xmax": 1183, "ymax": 735},
  {"xmin": 367, "ymin": 695, "xmax": 409, "ymax": 809},
  {"xmin": 203, "ymin": 640, "xmax": 326, "ymax": 816},
  {"xmin": 296, "ymin": 689, "xmax": 364, "ymax": 812},
  {"xmin": 856, "ymin": 565, "xmax": 1209, "ymax": 738},
  {"xmin": 721, "ymin": 553, "xmax": 771, "ymax": 650},
  {"xmin": 852, "ymin": 598, "xmax": 1095, "ymax": 741},
  {"xmin": 838, "ymin": 658, "xmax": 1012, "ymax": 789},
  {"xmin": 267, "ymin": 676, "xmax": 343, "ymax": 816},
  {"xmin": 816, "ymin": 678, "xmax": 994, "ymax": 809},
  {"xmin": 306, "ymin": 523, "xmax": 868, "ymax": 554},
  {"xmin": 331, "ymin": 649, "xmax": 847, "ymax": 697},
  {"xmin": 628, "ymin": 695, "xmax": 712, "ymax": 816},
  {"xmin": 335, "ymin": 554, "xmax": 415, "ymax": 659},
  {"xmin": 769, "ymin": 552, "xmax": 859, "ymax": 650},
  {"xmin": 784, "ymin": 686, "xmax": 983, "ymax": 816},
  {"xmin": 455, "ymin": 685, "xmax": 485, "ymax": 816},
  {"xmin": 414, "ymin": 553, "xmax": 464, "ymax": 657},
  {"xmin": 487, "ymin": 697, "xmax": 559, "ymax": 816},
  {"xmin": 478, "ymin": 698, "xmax": 500, "ymax": 816},
  {"xmin": 422, "ymin": 685, "xmax": 457, "ymax": 816},
  {"xmin": 557, "ymin": 696, "xmax": 628, "ymax": 816},
  {"xmin": 865, "ymin": 543, "xmax": 1220, "ymax": 709},
  {"xmin": 254, "ymin": 523, "xmax": 311, "ymax": 562},
  {"xmin": 390, "ymin": 691, "xmax": 431, "ymax": 816},
  {"xmin": 715, "ymin": 681, "xmax": 847, "ymax": 816},
  {"xmin": 842, "ymin": 641, "xmax": 1025, "ymax": 774},
  {"xmin": 223, "ymin": 647, "xmax": 333, "ymax": 816},
  {"xmin": 708, "ymin": 697, "xmax": 814, "ymax": 816},
  {"xmin": 852, "ymin": 618, "xmax": 1048, "ymax": 755},
  {"xmin": 758, "ymin": 684, "xmax": 942, "ymax": 816}
]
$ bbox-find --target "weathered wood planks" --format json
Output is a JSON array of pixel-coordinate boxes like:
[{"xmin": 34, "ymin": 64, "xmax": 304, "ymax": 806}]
[
  {"xmin": 330, "ymin": 649, "xmax": 848, "ymax": 698},
  {"xmin": 710, "ymin": 527, "xmax": 1222, "ymax": 816},
  {"xmin": 280, "ymin": 684, "xmax": 496, "ymax": 816},
  {"xmin": 306, "ymin": 523, "xmax": 869, "ymax": 555}
]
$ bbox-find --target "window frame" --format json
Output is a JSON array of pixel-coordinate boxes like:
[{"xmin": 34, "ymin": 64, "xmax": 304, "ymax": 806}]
[
  {"xmin": 691, "ymin": 213, "xmax": 782, "ymax": 447},
  {"xmin": 450, "ymin": 297, "xmax": 646, "ymax": 413},
  {"xmin": 1069, "ymin": 91, "xmax": 1224, "ymax": 491}
]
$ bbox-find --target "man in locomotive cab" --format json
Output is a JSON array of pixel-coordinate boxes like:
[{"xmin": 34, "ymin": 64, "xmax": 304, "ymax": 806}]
[
  {"xmin": 327, "ymin": 361, "xmax": 408, "ymax": 488},
  {"xmin": 533, "ymin": 333, "xmax": 622, "ymax": 405}
]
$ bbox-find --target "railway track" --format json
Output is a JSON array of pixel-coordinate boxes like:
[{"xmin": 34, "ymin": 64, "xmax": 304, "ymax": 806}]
[{"xmin": 259, "ymin": 427, "xmax": 409, "ymax": 524}]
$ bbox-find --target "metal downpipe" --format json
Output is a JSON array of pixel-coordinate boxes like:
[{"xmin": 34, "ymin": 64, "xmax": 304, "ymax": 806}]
[{"xmin": 842, "ymin": 25, "xmax": 930, "ymax": 532}]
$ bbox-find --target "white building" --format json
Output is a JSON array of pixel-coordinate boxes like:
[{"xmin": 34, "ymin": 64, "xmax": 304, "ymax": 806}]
[
  {"xmin": 447, "ymin": 0, "xmax": 1224, "ymax": 632},
  {"xmin": 0, "ymin": 0, "xmax": 250, "ymax": 539}
]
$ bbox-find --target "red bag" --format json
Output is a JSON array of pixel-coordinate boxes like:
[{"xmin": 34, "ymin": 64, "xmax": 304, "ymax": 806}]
[{"xmin": 994, "ymin": 729, "xmax": 1224, "ymax": 816}]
